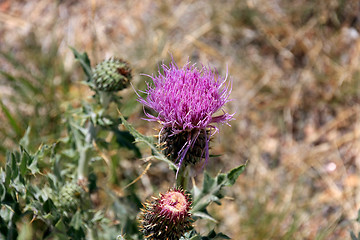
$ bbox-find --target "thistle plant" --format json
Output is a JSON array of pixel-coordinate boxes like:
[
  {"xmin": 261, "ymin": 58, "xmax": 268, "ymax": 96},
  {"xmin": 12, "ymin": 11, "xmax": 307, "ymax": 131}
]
[
  {"xmin": 0, "ymin": 49, "xmax": 245, "ymax": 240},
  {"xmin": 137, "ymin": 60, "xmax": 233, "ymax": 176}
]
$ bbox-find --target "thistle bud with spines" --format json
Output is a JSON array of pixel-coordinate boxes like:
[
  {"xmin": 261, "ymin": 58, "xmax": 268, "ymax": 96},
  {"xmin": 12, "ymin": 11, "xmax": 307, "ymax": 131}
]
[
  {"xmin": 54, "ymin": 182, "xmax": 85, "ymax": 213},
  {"xmin": 139, "ymin": 188, "xmax": 193, "ymax": 240},
  {"xmin": 92, "ymin": 57, "xmax": 132, "ymax": 92}
]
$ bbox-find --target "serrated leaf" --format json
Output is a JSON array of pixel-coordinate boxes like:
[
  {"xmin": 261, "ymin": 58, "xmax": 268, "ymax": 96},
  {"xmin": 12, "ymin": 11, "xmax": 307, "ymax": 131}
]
[
  {"xmin": 19, "ymin": 126, "xmax": 31, "ymax": 148},
  {"xmin": 0, "ymin": 182, "xmax": 5, "ymax": 201},
  {"xmin": 192, "ymin": 184, "xmax": 202, "ymax": 202},
  {"xmin": 225, "ymin": 164, "xmax": 246, "ymax": 186},
  {"xmin": 27, "ymin": 157, "xmax": 39, "ymax": 175},
  {"xmin": 205, "ymin": 230, "xmax": 231, "ymax": 239},
  {"xmin": 203, "ymin": 172, "xmax": 215, "ymax": 194},
  {"xmin": 10, "ymin": 176, "xmax": 26, "ymax": 194},
  {"xmin": 70, "ymin": 211, "xmax": 83, "ymax": 230},
  {"xmin": 192, "ymin": 211, "xmax": 217, "ymax": 222},
  {"xmin": 26, "ymin": 185, "xmax": 41, "ymax": 201},
  {"xmin": 43, "ymin": 199, "xmax": 57, "ymax": 214},
  {"xmin": 91, "ymin": 210, "xmax": 105, "ymax": 223},
  {"xmin": 10, "ymin": 153, "xmax": 19, "ymax": 180},
  {"xmin": 52, "ymin": 157, "xmax": 63, "ymax": 184},
  {"xmin": 5, "ymin": 152, "xmax": 12, "ymax": 187},
  {"xmin": 19, "ymin": 147, "xmax": 30, "ymax": 177},
  {"xmin": 207, "ymin": 230, "xmax": 217, "ymax": 238},
  {"xmin": 70, "ymin": 47, "xmax": 92, "ymax": 81},
  {"xmin": 190, "ymin": 236, "xmax": 202, "ymax": 240},
  {"xmin": 54, "ymin": 219, "xmax": 68, "ymax": 239},
  {"xmin": 100, "ymin": 117, "xmax": 113, "ymax": 126},
  {"xmin": 216, "ymin": 173, "xmax": 226, "ymax": 185},
  {"xmin": 191, "ymin": 163, "xmax": 246, "ymax": 213},
  {"xmin": 46, "ymin": 173, "xmax": 58, "ymax": 190}
]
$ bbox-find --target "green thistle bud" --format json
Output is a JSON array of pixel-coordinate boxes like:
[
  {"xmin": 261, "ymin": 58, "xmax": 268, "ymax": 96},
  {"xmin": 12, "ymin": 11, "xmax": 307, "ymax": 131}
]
[
  {"xmin": 55, "ymin": 182, "xmax": 84, "ymax": 212},
  {"xmin": 160, "ymin": 127, "xmax": 209, "ymax": 166},
  {"xmin": 140, "ymin": 188, "xmax": 192, "ymax": 240},
  {"xmin": 92, "ymin": 57, "xmax": 132, "ymax": 92}
]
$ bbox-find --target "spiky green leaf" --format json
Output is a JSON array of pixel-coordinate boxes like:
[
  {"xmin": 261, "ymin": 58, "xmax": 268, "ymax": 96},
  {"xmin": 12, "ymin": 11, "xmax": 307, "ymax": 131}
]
[
  {"xmin": 70, "ymin": 47, "xmax": 92, "ymax": 81},
  {"xmin": 191, "ymin": 163, "xmax": 246, "ymax": 214},
  {"xmin": 70, "ymin": 211, "xmax": 83, "ymax": 230}
]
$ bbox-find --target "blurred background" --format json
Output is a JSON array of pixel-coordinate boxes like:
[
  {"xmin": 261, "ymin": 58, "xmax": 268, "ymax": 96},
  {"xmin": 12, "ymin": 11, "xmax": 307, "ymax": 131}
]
[{"xmin": 1, "ymin": 0, "xmax": 360, "ymax": 239}]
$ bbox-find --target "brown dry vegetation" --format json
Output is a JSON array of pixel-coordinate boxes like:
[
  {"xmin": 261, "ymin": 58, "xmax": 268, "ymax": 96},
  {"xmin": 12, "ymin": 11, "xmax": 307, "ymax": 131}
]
[{"xmin": 1, "ymin": 0, "xmax": 360, "ymax": 239}]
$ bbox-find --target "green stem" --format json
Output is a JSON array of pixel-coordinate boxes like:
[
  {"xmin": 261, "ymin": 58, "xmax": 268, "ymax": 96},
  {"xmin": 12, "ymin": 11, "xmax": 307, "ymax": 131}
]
[
  {"xmin": 99, "ymin": 91, "xmax": 112, "ymax": 109},
  {"xmin": 77, "ymin": 121, "xmax": 96, "ymax": 182},
  {"xmin": 176, "ymin": 165, "xmax": 190, "ymax": 189},
  {"xmin": 77, "ymin": 146, "xmax": 88, "ymax": 181},
  {"xmin": 88, "ymin": 228, "xmax": 98, "ymax": 240}
]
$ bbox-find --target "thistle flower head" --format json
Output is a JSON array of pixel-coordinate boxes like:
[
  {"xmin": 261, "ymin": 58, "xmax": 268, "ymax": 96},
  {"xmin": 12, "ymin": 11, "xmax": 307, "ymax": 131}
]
[
  {"xmin": 139, "ymin": 188, "xmax": 192, "ymax": 240},
  {"xmin": 138, "ymin": 59, "xmax": 233, "ymax": 169}
]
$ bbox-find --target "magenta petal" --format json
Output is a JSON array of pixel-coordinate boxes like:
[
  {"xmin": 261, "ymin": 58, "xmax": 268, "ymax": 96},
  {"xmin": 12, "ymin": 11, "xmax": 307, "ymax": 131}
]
[{"xmin": 137, "ymin": 58, "xmax": 233, "ymax": 168}]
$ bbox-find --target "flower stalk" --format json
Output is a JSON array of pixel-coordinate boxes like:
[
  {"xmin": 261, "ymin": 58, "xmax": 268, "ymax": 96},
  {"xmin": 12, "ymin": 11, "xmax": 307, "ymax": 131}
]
[
  {"xmin": 175, "ymin": 165, "xmax": 190, "ymax": 189},
  {"xmin": 77, "ymin": 121, "xmax": 96, "ymax": 182}
]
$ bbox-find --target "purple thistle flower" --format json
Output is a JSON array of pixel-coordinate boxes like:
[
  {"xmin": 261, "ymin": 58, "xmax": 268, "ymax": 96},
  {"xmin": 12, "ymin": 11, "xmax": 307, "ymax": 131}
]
[{"xmin": 138, "ymin": 59, "xmax": 233, "ymax": 173}]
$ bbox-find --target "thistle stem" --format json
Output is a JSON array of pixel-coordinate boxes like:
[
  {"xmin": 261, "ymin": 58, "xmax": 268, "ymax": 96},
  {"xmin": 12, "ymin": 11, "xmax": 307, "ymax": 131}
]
[
  {"xmin": 88, "ymin": 228, "xmax": 98, "ymax": 240},
  {"xmin": 176, "ymin": 165, "xmax": 190, "ymax": 189},
  {"xmin": 77, "ymin": 121, "xmax": 96, "ymax": 182},
  {"xmin": 99, "ymin": 91, "xmax": 112, "ymax": 109},
  {"xmin": 77, "ymin": 146, "xmax": 88, "ymax": 182}
]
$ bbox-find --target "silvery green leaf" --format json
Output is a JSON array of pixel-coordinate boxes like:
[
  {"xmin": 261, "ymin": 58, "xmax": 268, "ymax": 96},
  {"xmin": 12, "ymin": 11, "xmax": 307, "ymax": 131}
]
[
  {"xmin": 224, "ymin": 164, "xmax": 246, "ymax": 186},
  {"xmin": 0, "ymin": 182, "xmax": 5, "ymax": 202},
  {"xmin": 204, "ymin": 230, "xmax": 231, "ymax": 239},
  {"xmin": 19, "ymin": 126, "xmax": 31, "ymax": 149},
  {"xmin": 192, "ymin": 211, "xmax": 217, "ymax": 222},
  {"xmin": 70, "ymin": 47, "xmax": 92, "ymax": 81},
  {"xmin": 191, "ymin": 163, "xmax": 246, "ymax": 213},
  {"xmin": 19, "ymin": 146, "xmax": 30, "ymax": 177},
  {"xmin": 70, "ymin": 210, "xmax": 83, "ymax": 230}
]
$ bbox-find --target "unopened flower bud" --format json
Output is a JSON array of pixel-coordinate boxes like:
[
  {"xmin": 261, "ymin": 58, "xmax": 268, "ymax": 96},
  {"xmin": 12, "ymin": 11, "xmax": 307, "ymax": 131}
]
[
  {"xmin": 140, "ymin": 188, "xmax": 192, "ymax": 240},
  {"xmin": 55, "ymin": 182, "xmax": 84, "ymax": 212},
  {"xmin": 93, "ymin": 57, "xmax": 132, "ymax": 92}
]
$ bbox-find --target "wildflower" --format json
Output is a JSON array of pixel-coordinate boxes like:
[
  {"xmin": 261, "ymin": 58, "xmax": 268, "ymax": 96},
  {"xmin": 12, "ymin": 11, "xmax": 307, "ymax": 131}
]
[
  {"xmin": 138, "ymin": 59, "xmax": 233, "ymax": 171},
  {"xmin": 92, "ymin": 57, "xmax": 132, "ymax": 92},
  {"xmin": 139, "ymin": 188, "xmax": 192, "ymax": 240}
]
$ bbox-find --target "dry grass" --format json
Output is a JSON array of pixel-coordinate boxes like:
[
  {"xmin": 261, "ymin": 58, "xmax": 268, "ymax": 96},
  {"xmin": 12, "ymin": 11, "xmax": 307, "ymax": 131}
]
[{"xmin": 1, "ymin": 0, "xmax": 360, "ymax": 239}]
